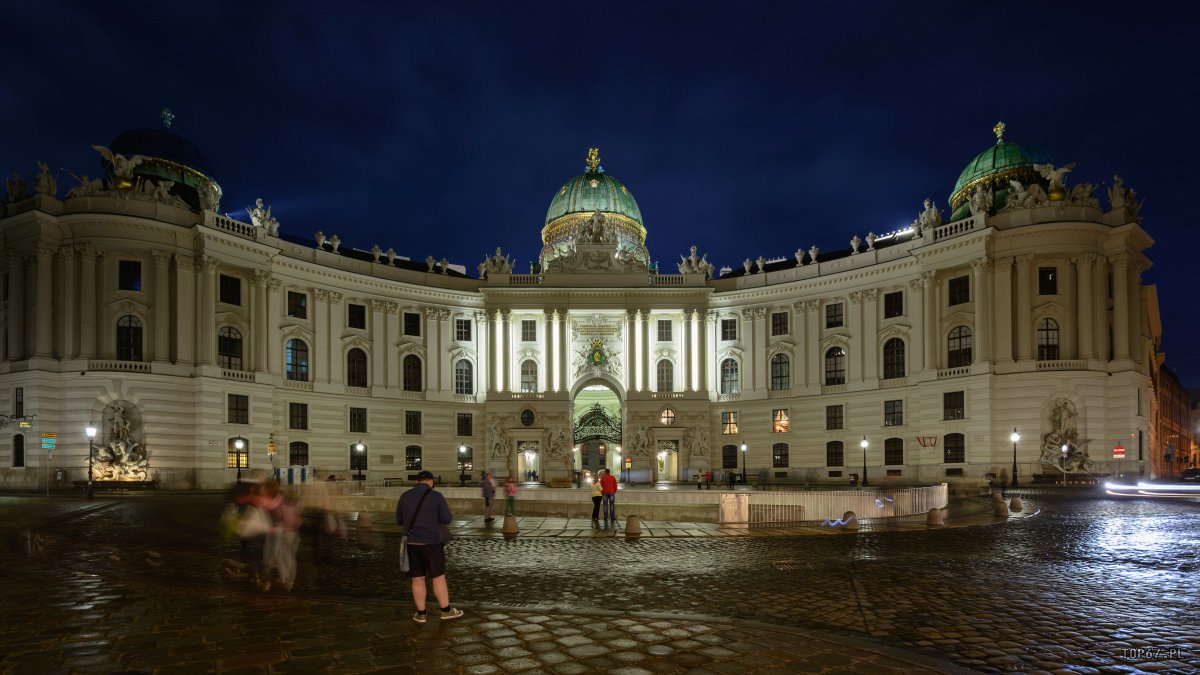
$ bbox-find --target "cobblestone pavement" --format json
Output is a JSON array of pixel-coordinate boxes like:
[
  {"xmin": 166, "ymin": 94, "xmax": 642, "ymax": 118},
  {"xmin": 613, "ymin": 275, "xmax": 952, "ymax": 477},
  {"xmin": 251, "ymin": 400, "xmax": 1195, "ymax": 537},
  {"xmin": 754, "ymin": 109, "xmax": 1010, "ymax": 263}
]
[{"xmin": 4, "ymin": 492, "xmax": 1199, "ymax": 674}]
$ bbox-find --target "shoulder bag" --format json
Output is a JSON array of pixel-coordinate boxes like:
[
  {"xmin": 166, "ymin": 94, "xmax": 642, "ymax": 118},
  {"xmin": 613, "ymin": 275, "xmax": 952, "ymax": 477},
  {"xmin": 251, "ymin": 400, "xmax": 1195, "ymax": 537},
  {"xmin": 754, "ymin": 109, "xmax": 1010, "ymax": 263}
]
[{"xmin": 398, "ymin": 489, "xmax": 432, "ymax": 572}]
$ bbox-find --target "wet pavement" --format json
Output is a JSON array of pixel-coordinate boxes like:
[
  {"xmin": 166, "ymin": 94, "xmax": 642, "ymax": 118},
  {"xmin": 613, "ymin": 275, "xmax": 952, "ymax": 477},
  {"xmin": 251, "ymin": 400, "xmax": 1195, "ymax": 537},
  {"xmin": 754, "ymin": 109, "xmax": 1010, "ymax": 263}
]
[{"xmin": 2, "ymin": 491, "xmax": 1198, "ymax": 674}]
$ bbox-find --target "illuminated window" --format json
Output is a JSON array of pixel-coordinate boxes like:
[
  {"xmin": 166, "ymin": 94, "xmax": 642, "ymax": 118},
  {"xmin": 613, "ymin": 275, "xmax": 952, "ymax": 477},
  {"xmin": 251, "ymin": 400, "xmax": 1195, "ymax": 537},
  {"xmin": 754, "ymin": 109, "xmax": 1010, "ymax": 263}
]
[
  {"xmin": 721, "ymin": 411, "xmax": 738, "ymax": 435},
  {"xmin": 772, "ymin": 409, "xmax": 789, "ymax": 433},
  {"xmin": 657, "ymin": 319, "xmax": 672, "ymax": 342},
  {"xmin": 521, "ymin": 360, "xmax": 538, "ymax": 392},
  {"xmin": 660, "ymin": 408, "xmax": 675, "ymax": 426},
  {"xmin": 721, "ymin": 318, "xmax": 737, "ymax": 341},
  {"xmin": 286, "ymin": 339, "xmax": 309, "ymax": 381}
]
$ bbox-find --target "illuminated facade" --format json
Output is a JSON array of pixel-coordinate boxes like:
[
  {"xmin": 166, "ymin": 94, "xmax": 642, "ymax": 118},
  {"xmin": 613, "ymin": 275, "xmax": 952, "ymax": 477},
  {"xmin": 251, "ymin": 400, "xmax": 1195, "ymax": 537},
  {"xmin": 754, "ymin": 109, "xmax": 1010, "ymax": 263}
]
[{"xmin": 0, "ymin": 123, "xmax": 1162, "ymax": 489}]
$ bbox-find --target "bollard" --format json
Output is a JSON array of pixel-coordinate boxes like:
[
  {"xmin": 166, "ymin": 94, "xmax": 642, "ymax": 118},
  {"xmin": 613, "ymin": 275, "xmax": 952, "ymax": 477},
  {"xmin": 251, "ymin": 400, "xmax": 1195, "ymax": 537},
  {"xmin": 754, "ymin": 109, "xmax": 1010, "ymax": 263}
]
[
  {"xmin": 624, "ymin": 514, "xmax": 642, "ymax": 537},
  {"xmin": 926, "ymin": 507, "xmax": 944, "ymax": 526},
  {"xmin": 992, "ymin": 490, "xmax": 1005, "ymax": 503},
  {"xmin": 1009, "ymin": 496, "xmax": 1023, "ymax": 512},
  {"xmin": 841, "ymin": 510, "xmax": 859, "ymax": 530},
  {"xmin": 501, "ymin": 514, "xmax": 519, "ymax": 539},
  {"xmin": 994, "ymin": 500, "xmax": 1010, "ymax": 517}
]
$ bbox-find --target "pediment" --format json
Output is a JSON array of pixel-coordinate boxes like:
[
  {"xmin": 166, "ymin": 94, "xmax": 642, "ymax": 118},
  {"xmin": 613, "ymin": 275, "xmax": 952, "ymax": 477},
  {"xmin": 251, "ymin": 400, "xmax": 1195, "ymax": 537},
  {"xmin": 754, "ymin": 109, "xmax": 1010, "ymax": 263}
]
[{"xmin": 107, "ymin": 297, "xmax": 149, "ymax": 316}]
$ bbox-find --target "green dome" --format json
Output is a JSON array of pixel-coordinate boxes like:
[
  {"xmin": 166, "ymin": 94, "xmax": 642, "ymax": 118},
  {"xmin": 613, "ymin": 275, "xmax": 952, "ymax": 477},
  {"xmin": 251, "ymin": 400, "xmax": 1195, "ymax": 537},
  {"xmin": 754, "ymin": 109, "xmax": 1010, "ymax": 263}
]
[
  {"xmin": 544, "ymin": 159, "xmax": 642, "ymax": 227},
  {"xmin": 949, "ymin": 123, "xmax": 1051, "ymax": 210}
]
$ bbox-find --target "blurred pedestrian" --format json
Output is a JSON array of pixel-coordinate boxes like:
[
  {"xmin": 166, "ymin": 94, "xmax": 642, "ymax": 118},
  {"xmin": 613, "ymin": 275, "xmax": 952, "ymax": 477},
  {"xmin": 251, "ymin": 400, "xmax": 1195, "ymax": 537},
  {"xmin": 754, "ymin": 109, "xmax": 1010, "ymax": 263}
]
[
  {"xmin": 590, "ymin": 471, "xmax": 603, "ymax": 522},
  {"xmin": 504, "ymin": 476, "xmax": 518, "ymax": 516},
  {"xmin": 600, "ymin": 467, "xmax": 617, "ymax": 526},
  {"xmin": 396, "ymin": 470, "xmax": 463, "ymax": 623},
  {"xmin": 705, "ymin": 469, "xmax": 712, "ymax": 489},
  {"xmin": 481, "ymin": 472, "xmax": 496, "ymax": 523}
]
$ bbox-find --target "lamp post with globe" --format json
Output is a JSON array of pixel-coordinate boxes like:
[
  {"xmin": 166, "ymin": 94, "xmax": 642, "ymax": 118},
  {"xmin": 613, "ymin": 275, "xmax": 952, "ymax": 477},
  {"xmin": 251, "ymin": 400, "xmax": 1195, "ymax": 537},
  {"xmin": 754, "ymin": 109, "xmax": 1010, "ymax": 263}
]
[
  {"xmin": 860, "ymin": 436, "xmax": 869, "ymax": 487},
  {"xmin": 354, "ymin": 441, "xmax": 365, "ymax": 481},
  {"xmin": 84, "ymin": 426, "xmax": 97, "ymax": 500},
  {"xmin": 740, "ymin": 442, "xmax": 747, "ymax": 484},
  {"xmin": 1010, "ymin": 428, "xmax": 1020, "ymax": 488}
]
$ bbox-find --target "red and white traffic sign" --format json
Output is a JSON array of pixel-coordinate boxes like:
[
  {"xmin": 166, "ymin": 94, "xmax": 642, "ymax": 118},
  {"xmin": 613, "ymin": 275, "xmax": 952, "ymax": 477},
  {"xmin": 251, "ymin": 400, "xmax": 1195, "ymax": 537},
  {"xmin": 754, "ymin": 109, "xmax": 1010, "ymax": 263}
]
[{"xmin": 1113, "ymin": 445, "xmax": 1126, "ymax": 459}]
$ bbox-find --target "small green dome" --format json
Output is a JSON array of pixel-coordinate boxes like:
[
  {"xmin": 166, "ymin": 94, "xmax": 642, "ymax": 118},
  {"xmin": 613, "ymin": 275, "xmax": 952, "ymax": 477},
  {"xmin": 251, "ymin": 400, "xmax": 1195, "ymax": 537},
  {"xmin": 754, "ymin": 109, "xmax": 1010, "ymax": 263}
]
[
  {"xmin": 949, "ymin": 122, "xmax": 1051, "ymax": 210},
  {"xmin": 544, "ymin": 150, "xmax": 642, "ymax": 227}
]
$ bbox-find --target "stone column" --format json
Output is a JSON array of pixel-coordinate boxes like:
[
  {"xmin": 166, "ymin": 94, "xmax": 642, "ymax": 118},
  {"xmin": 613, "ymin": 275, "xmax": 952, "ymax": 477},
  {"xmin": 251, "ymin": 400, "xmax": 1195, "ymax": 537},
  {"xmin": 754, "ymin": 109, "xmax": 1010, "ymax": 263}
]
[
  {"xmin": 1014, "ymin": 255, "xmax": 1033, "ymax": 361},
  {"xmin": 993, "ymin": 258, "xmax": 1013, "ymax": 362},
  {"xmin": 77, "ymin": 246, "xmax": 96, "ymax": 360},
  {"xmin": 922, "ymin": 272, "xmax": 937, "ymax": 370},
  {"xmin": 863, "ymin": 291, "xmax": 880, "ymax": 379},
  {"xmin": 174, "ymin": 254, "xmax": 195, "ymax": 364},
  {"xmin": 1111, "ymin": 254, "xmax": 1130, "ymax": 359},
  {"xmin": 682, "ymin": 311, "xmax": 692, "ymax": 392},
  {"xmin": 372, "ymin": 301, "xmax": 390, "ymax": 388},
  {"xmin": 705, "ymin": 311, "xmax": 718, "ymax": 394},
  {"xmin": 501, "ymin": 310, "xmax": 511, "ymax": 392},
  {"xmin": 33, "ymin": 244, "xmax": 54, "ymax": 357},
  {"xmin": 906, "ymin": 279, "xmax": 924, "ymax": 372},
  {"xmin": 1073, "ymin": 254, "xmax": 1095, "ymax": 360},
  {"xmin": 265, "ymin": 278, "xmax": 281, "ymax": 374},
  {"xmin": 5, "ymin": 254, "xmax": 25, "ymax": 360},
  {"xmin": 641, "ymin": 311, "xmax": 651, "ymax": 393},
  {"xmin": 971, "ymin": 258, "xmax": 990, "ymax": 364},
  {"xmin": 544, "ymin": 310, "xmax": 555, "ymax": 392},
  {"xmin": 488, "ymin": 310, "xmax": 500, "ymax": 393},
  {"xmin": 626, "ymin": 310, "xmax": 637, "ymax": 391},
  {"xmin": 847, "ymin": 291, "xmax": 863, "ymax": 382},
  {"xmin": 751, "ymin": 308, "xmax": 767, "ymax": 391},
  {"xmin": 327, "ymin": 292, "xmax": 344, "ymax": 384},
  {"xmin": 251, "ymin": 270, "xmax": 270, "ymax": 372},
  {"xmin": 312, "ymin": 289, "xmax": 329, "ymax": 380},
  {"xmin": 153, "ymin": 251, "xmax": 172, "ymax": 363},
  {"xmin": 60, "ymin": 247, "xmax": 78, "ymax": 358},
  {"xmin": 803, "ymin": 301, "xmax": 820, "ymax": 387},
  {"xmin": 198, "ymin": 256, "xmax": 218, "ymax": 365},
  {"xmin": 437, "ymin": 309, "xmax": 451, "ymax": 392},
  {"xmin": 474, "ymin": 311, "xmax": 489, "ymax": 394}
]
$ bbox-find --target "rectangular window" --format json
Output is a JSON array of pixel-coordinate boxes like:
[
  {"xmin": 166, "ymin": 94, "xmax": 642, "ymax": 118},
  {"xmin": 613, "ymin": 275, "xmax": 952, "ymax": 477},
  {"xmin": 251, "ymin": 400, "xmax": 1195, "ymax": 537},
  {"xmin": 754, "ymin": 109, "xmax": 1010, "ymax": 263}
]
[
  {"xmin": 405, "ymin": 410, "xmax": 422, "ymax": 435},
  {"xmin": 943, "ymin": 391, "xmax": 965, "ymax": 420},
  {"xmin": 287, "ymin": 291, "xmax": 308, "ymax": 319},
  {"xmin": 289, "ymin": 442, "xmax": 309, "ymax": 466},
  {"xmin": 772, "ymin": 409, "xmax": 790, "ymax": 433},
  {"xmin": 227, "ymin": 439, "xmax": 247, "ymax": 469},
  {"xmin": 404, "ymin": 312, "xmax": 421, "ymax": 336},
  {"xmin": 884, "ymin": 400, "xmax": 904, "ymax": 426},
  {"xmin": 219, "ymin": 274, "xmax": 241, "ymax": 305},
  {"xmin": 825, "ymin": 404, "xmax": 844, "ymax": 431},
  {"xmin": 772, "ymin": 443, "xmax": 789, "ymax": 468},
  {"xmin": 825, "ymin": 303, "xmax": 844, "ymax": 328},
  {"xmin": 118, "ymin": 260, "xmax": 142, "ymax": 291},
  {"xmin": 288, "ymin": 402, "xmax": 308, "ymax": 430},
  {"xmin": 944, "ymin": 434, "xmax": 965, "ymax": 463},
  {"xmin": 349, "ymin": 407, "xmax": 368, "ymax": 433},
  {"xmin": 721, "ymin": 411, "xmax": 738, "ymax": 435},
  {"xmin": 721, "ymin": 318, "xmax": 737, "ymax": 341},
  {"xmin": 1038, "ymin": 266, "xmax": 1058, "ymax": 295},
  {"xmin": 348, "ymin": 304, "xmax": 367, "ymax": 329},
  {"xmin": 826, "ymin": 441, "xmax": 844, "ymax": 467},
  {"xmin": 351, "ymin": 444, "xmax": 369, "ymax": 471},
  {"xmin": 948, "ymin": 275, "xmax": 970, "ymax": 305},
  {"xmin": 770, "ymin": 311, "xmax": 788, "ymax": 336},
  {"xmin": 657, "ymin": 319, "xmax": 672, "ymax": 342},
  {"xmin": 405, "ymin": 445, "xmax": 422, "ymax": 470},
  {"xmin": 12, "ymin": 434, "xmax": 24, "ymax": 467},
  {"xmin": 884, "ymin": 438, "xmax": 904, "ymax": 466},
  {"xmin": 455, "ymin": 318, "xmax": 472, "ymax": 341},
  {"xmin": 457, "ymin": 413, "xmax": 473, "ymax": 437},
  {"xmin": 883, "ymin": 291, "xmax": 904, "ymax": 318},
  {"xmin": 721, "ymin": 444, "xmax": 738, "ymax": 469},
  {"xmin": 14, "ymin": 387, "xmax": 23, "ymax": 417},
  {"xmin": 521, "ymin": 319, "xmax": 536, "ymax": 342},
  {"xmin": 227, "ymin": 394, "xmax": 249, "ymax": 424}
]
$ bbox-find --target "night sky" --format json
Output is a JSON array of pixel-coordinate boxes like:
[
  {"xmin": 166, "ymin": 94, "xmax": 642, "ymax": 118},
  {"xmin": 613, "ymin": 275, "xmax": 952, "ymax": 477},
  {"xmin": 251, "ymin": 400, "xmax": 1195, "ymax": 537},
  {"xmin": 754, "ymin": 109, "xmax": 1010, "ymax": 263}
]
[{"xmin": 4, "ymin": 2, "xmax": 1199, "ymax": 383}]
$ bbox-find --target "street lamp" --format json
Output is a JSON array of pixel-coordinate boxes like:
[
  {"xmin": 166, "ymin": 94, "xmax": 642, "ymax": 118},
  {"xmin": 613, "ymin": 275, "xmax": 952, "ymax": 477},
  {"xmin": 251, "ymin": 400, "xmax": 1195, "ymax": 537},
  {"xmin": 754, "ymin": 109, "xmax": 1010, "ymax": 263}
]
[
  {"xmin": 84, "ymin": 426, "xmax": 97, "ymax": 500},
  {"xmin": 1060, "ymin": 443, "xmax": 1069, "ymax": 484},
  {"xmin": 739, "ymin": 442, "xmax": 747, "ymax": 484},
  {"xmin": 1010, "ymin": 428, "xmax": 1020, "ymax": 488},
  {"xmin": 860, "ymin": 437, "xmax": 869, "ymax": 487},
  {"xmin": 354, "ymin": 441, "xmax": 365, "ymax": 480},
  {"xmin": 234, "ymin": 438, "xmax": 245, "ymax": 481},
  {"xmin": 459, "ymin": 444, "xmax": 468, "ymax": 487}
]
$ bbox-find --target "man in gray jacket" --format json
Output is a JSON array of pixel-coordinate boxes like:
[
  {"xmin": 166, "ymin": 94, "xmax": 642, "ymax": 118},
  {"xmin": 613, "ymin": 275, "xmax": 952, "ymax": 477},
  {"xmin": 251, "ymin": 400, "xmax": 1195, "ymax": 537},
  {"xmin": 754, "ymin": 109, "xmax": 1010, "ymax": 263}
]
[{"xmin": 396, "ymin": 471, "xmax": 463, "ymax": 623}]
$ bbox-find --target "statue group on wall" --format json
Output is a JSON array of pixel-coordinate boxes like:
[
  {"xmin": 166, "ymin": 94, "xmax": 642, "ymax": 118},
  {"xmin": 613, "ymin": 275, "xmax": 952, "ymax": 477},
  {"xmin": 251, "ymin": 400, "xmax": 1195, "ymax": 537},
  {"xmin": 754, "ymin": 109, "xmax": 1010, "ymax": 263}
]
[
  {"xmin": 676, "ymin": 245, "xmax": 712, "ymax": 275},
  {"xmin": 247, "ymin": 198, "xmax": 280, "ymax": 235},
  {"xmin": 478, "ymin": 247, "xmax": 513, "ymax": 278},
  {"xmin": 683, "ymin": 425, "xmax": 708, "ymax": 461},
  {"xmin": 1040, "ymin": 398, "xmax": 1091, "ymax": 473},
  {"xmin": 91, "ymin": 403, "xmax": 150, "ymax": 482}
]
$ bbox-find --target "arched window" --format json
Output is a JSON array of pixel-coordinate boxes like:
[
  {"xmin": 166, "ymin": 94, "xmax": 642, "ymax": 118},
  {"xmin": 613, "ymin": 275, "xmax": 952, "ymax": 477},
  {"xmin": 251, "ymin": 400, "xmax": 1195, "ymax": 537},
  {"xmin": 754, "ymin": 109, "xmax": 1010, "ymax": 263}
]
[
  {"xmin": 520, "ymin": 359, "xmax": 538, "ymax": 393},
  {"xmin": 1037, "ymin": 318, "xmax": 1060, "ymax": 361},
  {"xmin": 656, "ymin": 359, "xmax": 674, "ymax": 393},
  {"xmin": 944, "ymin": 433, "xmax": 965, "ymax": 463},
  {"xmin": 824, "ymin": 347, "xmax": 846, "ymax": 385},
  {"xmin": 947, "ymin": 326, "xmax": 972, "ymax": 368},
  {"xmin": 12, "ymin": 434, "xmax": 24, "ymax": 467},
  {"xmin": 217, "ymin": 326, "xmax": 243, "ymax": 370},
  {"xmin": 719, "ymin": 358, "xmax": 739, "ymax": 394},
  {"xmin": 116, "ymin": 315, "xmax": 143, "ymax": 361},
  {"xmin": 721, "ymin": 444, "xmax": 738, "ymax": 469},
  {"xmin": 288, "ymin": 441, "xmax": 309, "ymax": 466},
  {"xmin": 884, "ymin": 437, "xmax": 904, "ymax": 465},
  {"xmin": 454, "ymin": 359, "xmax": 474, "ymax": 395},
  {"xmin": 285, "ymin": 339, "xmax": 309, "ymax": 381},
  {"xmin": 346, "ymin": 348, "xmax": 368, "ymax": 388},
  {"xmin": 405, "ymin": 444, "xmax": 422, "ymax": 470},
  {"xmin": 772, "ymin": 442, "xmax": 789, "ymax": 468},
  {"xmin": 826, "ymin": 441, "xmax": 844, "ymax": 467},
  {"xmin": 882, "ymin": 338, "xmax": 905, "ymax": 379},
  {"xmin": 770, "ymin": 353, "xmax": 790, "ymax": 390},
  {"xmin": 402, "ymin": 354, "xmax": 423, "ymax": 391}
]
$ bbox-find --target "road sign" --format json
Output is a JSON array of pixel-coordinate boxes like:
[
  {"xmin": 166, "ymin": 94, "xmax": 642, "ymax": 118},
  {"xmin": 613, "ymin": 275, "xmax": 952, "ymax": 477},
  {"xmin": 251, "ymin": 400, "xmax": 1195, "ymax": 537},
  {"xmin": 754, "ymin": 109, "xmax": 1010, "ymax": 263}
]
[
  {"xmin": 41, "ymin": 441, "xmax": 56, "ymax": 449},
  {"xmin": 41, "ymin": 432, "xmax": 56, "ymax": 438},
  {"xmin": 1113, "ymin": 445, "xmax": 1125, "ymax": 459}
]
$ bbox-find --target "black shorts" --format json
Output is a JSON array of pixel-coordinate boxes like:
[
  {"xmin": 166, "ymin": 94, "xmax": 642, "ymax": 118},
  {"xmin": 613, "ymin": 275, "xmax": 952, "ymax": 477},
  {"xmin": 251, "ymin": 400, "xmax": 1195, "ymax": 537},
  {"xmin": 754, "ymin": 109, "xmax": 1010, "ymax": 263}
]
[{"xmin": 406, "ymin": 543, "xmax": 447, "ymax": 578}]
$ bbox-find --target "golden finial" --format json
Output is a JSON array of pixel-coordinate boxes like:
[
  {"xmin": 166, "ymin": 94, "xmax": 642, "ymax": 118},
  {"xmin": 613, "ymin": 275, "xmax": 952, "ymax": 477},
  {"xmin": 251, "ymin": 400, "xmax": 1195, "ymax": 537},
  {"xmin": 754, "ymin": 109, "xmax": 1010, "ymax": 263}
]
[
  {"xmin": 993, "ymin": 120, "xmax": 1006, "ymax": 144},
  {"xmin": 161, "ymin": 108, "xmax": 175, "ymax": 128},
  {"xmin": 586, "ymin": 147, "xmax": 601, "ymax": 173}
]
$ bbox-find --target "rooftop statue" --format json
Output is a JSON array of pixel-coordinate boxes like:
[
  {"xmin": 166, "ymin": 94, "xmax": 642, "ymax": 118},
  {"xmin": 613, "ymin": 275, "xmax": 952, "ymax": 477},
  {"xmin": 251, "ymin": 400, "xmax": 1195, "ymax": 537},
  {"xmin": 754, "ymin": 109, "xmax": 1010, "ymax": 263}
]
[
  {"xmin": 968, "ymin": 184, "xmax": 993, "ymax": 216},
  {"xmin": 34, "ymin": 162, "xmax": 56, "ymax": 197},
  {"xmin": 66, "ymin": 171, "xmax": 105, "ymax": 197},
  {"xmin": 91, "ymin": 145, "xmax": 146, "ymax": 185},
  {"xmin": 1069, "ymin": 183, "xmax": 1100, "ymax": 209},
  {"xmin": 247, "ymin": 198, "xmax": 279, "ymax": 235},
  {"xmin": 1003, "ymin": 180, "xmax": 1048, "ymax": 211},
  {"xmin": 677, "ymin": 245, "xmax": 712, "ymax": 275},
  {"xmin": 1033, "ymin": 162, "xmax": 1076, "ymax": 192},
  {"xmin": 198, "ymin": 181, "xmax": 221, "ymax": 212},
  {"xmin": 480, "ymin": 247, "xmax": 513, "ymax": 277},
  {"xmin": 918, "ymin": 198, "xmax": 943, "ymax": 230}
]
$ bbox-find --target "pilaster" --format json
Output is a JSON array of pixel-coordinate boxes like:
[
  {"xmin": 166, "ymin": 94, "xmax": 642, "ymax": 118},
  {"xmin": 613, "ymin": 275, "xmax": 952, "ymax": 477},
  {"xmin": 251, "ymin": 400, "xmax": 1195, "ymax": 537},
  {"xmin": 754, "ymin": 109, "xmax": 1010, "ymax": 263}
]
[
  {"xmin": 60, "ymin": 247, "xmax": 78, "ymax": 358},
  {"xmin": 152, "ymin": 251, "xmax": 172, "ymax": 363},
  {"xmin": 971, "ymin": 258, "xmax": 990, "ymax": 363},
  {"xmin": 1014, "ymin": 254, "xmax": 1033, "ymax": 361},
  {"xmin": 33, "ymin": 243, "xmax": 54, "ymax": 357}
]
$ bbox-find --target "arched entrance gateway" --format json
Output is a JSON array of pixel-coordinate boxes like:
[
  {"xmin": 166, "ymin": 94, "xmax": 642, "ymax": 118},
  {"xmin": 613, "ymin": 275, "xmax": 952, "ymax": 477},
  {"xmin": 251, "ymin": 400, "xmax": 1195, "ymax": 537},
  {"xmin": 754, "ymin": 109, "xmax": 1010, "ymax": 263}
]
[{"xmin": 572, "ymin": 383, "xmax": 623, "ymax": 480}]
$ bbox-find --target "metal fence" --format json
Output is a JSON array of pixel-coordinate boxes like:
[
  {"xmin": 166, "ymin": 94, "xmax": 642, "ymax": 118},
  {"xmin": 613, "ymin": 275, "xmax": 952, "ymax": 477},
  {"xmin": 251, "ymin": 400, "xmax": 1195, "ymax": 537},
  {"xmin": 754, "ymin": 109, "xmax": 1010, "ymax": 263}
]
[{"xmin": 730, "ymin": 484, "xmax": 949, "ymax": 524}]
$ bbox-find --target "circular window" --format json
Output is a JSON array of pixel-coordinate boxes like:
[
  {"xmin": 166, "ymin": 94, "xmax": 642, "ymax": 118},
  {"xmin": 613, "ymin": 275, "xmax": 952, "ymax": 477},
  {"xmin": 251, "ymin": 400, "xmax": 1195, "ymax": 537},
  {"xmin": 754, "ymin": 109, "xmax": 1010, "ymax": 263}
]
[
  {"xmin": 520, "ymin": 409, "xmax": 535, "ymax": 426},
  {"xmin": 660, "ymin": 408, "xmax": 675, "ymax": 426}
]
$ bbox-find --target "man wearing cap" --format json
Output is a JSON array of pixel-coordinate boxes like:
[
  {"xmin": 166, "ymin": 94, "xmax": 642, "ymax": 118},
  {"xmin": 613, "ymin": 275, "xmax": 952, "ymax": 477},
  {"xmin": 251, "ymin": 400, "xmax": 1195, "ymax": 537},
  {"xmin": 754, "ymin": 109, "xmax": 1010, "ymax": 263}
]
[{"xmin": 396, "ymin": 470, "xmax": 463, "ymax": 623}]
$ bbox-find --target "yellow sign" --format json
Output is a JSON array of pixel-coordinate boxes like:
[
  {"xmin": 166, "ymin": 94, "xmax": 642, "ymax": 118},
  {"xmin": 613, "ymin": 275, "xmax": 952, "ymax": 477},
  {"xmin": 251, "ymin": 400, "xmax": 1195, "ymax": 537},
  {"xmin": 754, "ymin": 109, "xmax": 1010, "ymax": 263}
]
[{"xmin": 41, "ymin": 432, "xmax": 56, "ymax": 438}]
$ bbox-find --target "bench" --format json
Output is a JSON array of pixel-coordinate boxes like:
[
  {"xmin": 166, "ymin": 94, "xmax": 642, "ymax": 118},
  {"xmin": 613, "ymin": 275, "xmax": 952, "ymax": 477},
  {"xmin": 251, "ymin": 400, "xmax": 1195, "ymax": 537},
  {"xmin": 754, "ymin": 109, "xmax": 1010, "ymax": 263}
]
[{"xmin": 73, "ymin": 480, "xmax": 159, "ymax": 492}]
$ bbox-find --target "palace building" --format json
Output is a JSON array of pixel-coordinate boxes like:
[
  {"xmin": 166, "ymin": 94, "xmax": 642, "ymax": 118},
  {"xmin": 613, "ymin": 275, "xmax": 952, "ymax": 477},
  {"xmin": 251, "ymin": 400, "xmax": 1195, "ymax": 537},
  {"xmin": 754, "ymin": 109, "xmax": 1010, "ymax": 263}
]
[{"xmin": 0, "ymin": 121, "xmax": 1159, "ymax": 489}]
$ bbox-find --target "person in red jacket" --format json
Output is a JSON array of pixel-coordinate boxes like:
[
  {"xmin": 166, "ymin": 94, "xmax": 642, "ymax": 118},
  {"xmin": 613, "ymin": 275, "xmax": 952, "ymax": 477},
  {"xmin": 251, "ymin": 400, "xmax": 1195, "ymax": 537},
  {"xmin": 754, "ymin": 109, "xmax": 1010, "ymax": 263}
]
[{"xmin": 599, "ymin": 468, "xmax": 618, "ymax": 525}]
